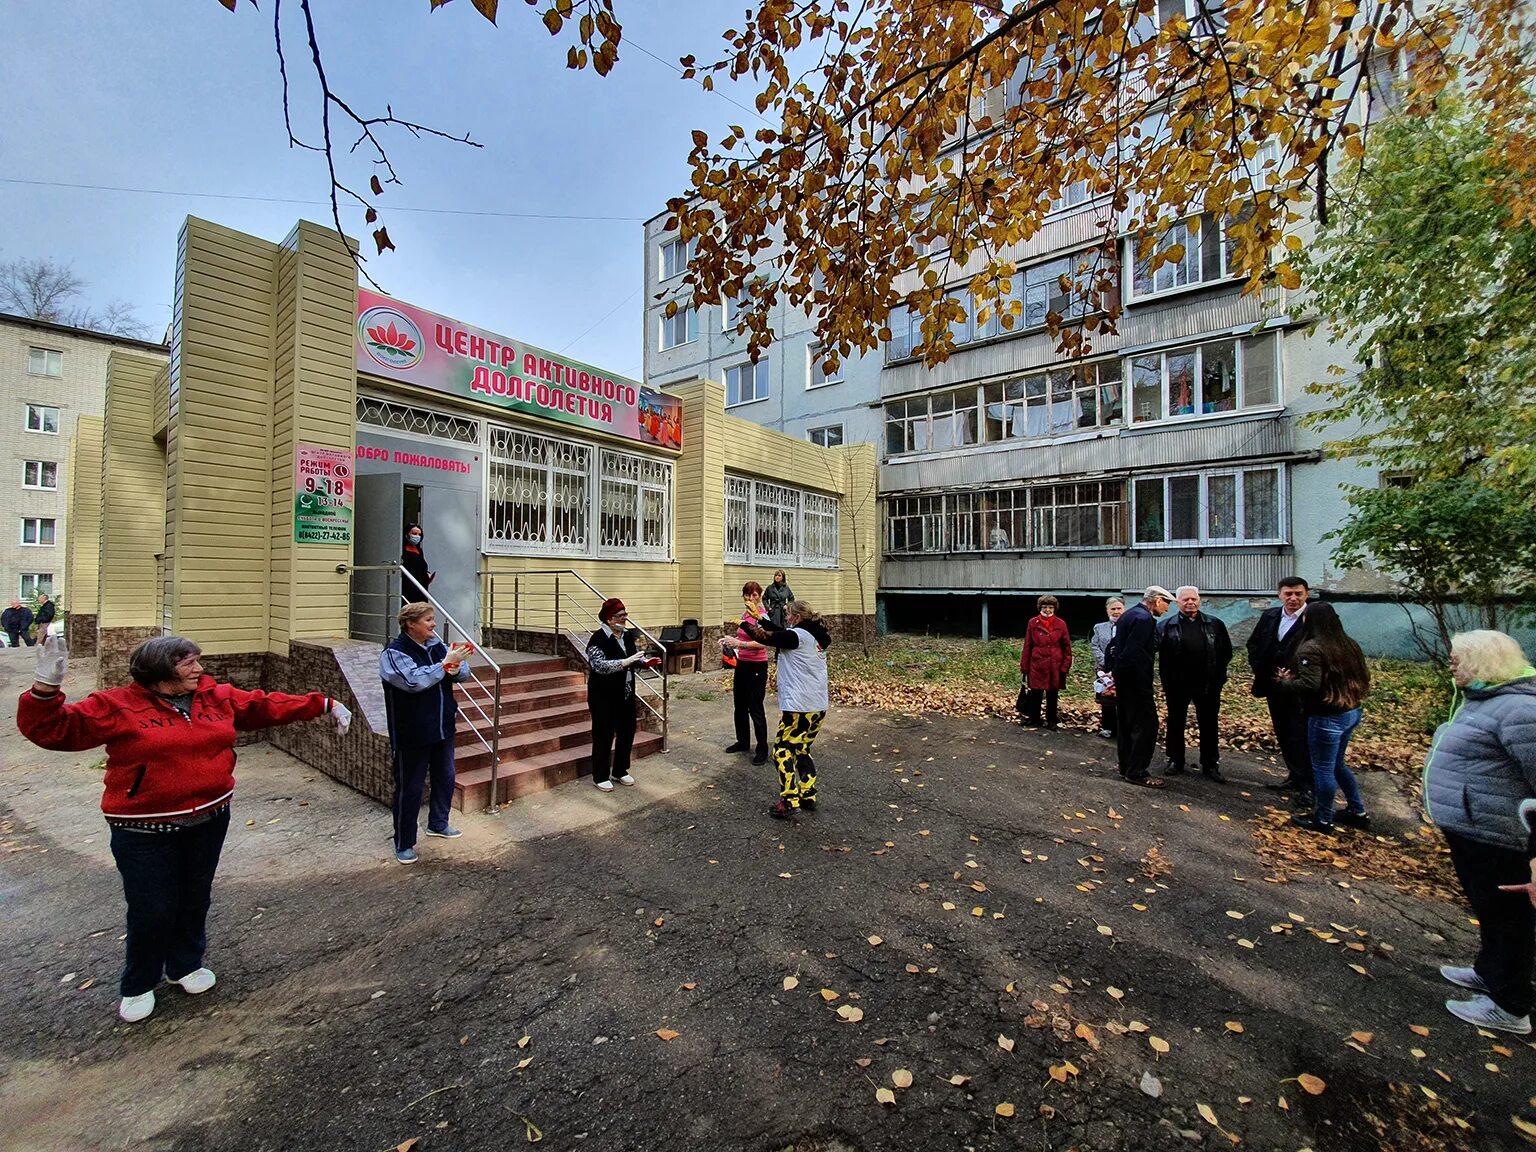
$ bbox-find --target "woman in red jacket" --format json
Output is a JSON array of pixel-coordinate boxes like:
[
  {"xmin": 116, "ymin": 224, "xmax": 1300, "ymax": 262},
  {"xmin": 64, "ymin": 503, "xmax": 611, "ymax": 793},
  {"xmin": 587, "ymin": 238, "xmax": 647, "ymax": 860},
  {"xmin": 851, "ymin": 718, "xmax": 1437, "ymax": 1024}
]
[
  {"xmin": 17, "ymin": 633, "xmax": 350, "ymax": 1023},
  {"xmin": 1018, "ymin": 594, "xmax": 1073, "ymax": 730}
]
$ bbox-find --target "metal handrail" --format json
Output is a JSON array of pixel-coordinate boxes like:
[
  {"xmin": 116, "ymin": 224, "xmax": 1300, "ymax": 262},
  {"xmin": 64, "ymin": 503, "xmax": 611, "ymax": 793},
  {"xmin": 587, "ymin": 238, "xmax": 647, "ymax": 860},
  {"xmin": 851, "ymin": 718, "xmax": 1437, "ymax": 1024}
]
[
  {"xmin": 481, "ymin": 567, "xmax": 670, "ymax": 751},
  {"xmin": 396, "ymin": 566, "xmax": 507, "ymax": 810}
]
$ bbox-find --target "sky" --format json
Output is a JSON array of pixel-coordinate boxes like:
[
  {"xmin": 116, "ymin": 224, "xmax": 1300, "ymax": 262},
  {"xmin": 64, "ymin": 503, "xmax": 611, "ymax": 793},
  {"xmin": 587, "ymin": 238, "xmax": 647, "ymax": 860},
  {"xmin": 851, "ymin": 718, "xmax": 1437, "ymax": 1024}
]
[{"xmin": 1, "ymin": 0, "xmax": 767, "ymax": 381}]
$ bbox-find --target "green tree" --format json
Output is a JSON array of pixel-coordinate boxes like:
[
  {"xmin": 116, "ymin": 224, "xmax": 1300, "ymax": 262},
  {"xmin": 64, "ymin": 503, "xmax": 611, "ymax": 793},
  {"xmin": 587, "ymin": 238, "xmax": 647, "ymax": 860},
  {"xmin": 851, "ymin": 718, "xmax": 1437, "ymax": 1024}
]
[{"xmin": 1300, "ymin": 97, "xmax": 1536, "ymax": 658}]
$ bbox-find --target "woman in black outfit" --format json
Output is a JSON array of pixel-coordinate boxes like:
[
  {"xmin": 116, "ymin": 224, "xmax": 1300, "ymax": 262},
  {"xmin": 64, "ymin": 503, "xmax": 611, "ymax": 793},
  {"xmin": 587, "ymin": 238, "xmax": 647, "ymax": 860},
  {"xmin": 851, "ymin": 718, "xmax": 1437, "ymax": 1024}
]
[{"xmin": 400, "ymin": 523, "xmax": 434, "ymax": 604}]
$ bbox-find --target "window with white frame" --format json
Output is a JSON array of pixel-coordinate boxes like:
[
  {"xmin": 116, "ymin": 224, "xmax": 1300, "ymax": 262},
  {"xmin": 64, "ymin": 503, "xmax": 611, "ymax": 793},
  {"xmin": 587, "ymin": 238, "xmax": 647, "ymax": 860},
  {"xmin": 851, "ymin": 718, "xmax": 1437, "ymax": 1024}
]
[
  {"xmin": 1132, "ymin": 466, "xmax": 1285, "ymax": 546},
  {"xmin": 982, "ymin": 487, "xmax": 1028, "ymax": 550},
  {"xmin": 598, "ymin": 449, "xmax": 671, "ymax": 558},
  {"xmin": 486, "ymin": 425, "xmax": 672, "ymax": 560},
  {"xmin": 883, "ymin": 481, "xmax": 1133, "ymax": 555},
  {"xmin": 1031, "ymin": 481, "xmax": 1127, "ymax": 548},
  {"xmin": 725, "ymin": 360, "xmax": 769, "ymax": 406},
  {"xmin": 659, "ymin": 306, "xmax": 698, "ymax": 350},
  {"xmin": 1129, "ymin": 332, "xmax": 1277, "ymax": 423},
  {"xmin": 721, "ymin": 293, "xmax": 741, "ymax": 331},
  {"xmin": 28, "ymin": 348, "xmax": 63, "ymax": 377},
  {"xmin": 21, "ymin": 518, "xmax": 57, "ymax": 546},
  {"xmin": 22, "ymin": 461, "xmax": 59, "ymax": 490},
  {"xmin": 884, "ymin": 386, "xmax": 979, "ymax": 456},
  {"xmin": 20, "ymin": 573, "xmax": 54, "ymax": 599},
  {"xmin": 660, "ymin": 237, "xmax": 694, "ymax": 280},
  {"xmin": 885, "ymin": 247, "xmax": 1113, "ymax": 362},
  {"xmin": 1366, "ymin": 50, "xmax": 1407, "ymax": 124},
  {"xmin": 25, "ymin": 404, "xmax": 60, "ymax": 434},
  {"xmin": 1129, "ymin": 213, "xmax": 1240, "ymax": 299},
  {"xmin": 807, "ymin": 424, "xmax": 844, "ymax": 448},
  {"xmin": 982, "ymin": 360, "xmax": 1123, "ymax": 442},
  {"xmin": 723, "ymin": 475, "xmax": 839, "ymax": 568},
  {"xmin": 808, "ymin": 343, "xmax": 843, "ymax": 388},
  {"xmin": 886, "ymin": 495, "xmax": 946, "ymax": 554}
]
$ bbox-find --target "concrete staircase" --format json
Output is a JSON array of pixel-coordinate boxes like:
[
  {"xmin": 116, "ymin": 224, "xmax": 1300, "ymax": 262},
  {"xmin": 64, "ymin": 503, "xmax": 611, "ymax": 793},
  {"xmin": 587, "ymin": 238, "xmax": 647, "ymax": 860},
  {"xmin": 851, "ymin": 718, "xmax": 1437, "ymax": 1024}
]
[{"xmin": 450, "ymin": 653, "xmax": 664, "ymax": 810}]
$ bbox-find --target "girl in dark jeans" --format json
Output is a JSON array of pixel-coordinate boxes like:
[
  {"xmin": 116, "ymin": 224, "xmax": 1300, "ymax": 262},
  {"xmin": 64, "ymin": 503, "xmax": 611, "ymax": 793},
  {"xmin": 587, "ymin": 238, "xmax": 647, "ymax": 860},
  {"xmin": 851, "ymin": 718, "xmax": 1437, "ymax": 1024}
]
[
  {"xmin": 1271, "ymin": 602, "xmax": 1371, "ymax": 834},
  {"xmin": 725, "ymin": 581, "xmax": 770, "ymax": 764}
]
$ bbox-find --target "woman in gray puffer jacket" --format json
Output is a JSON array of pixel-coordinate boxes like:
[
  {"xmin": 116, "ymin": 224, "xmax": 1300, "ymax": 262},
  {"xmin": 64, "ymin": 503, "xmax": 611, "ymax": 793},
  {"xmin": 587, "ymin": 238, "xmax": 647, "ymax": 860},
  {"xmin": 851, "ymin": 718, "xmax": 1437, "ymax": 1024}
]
[{"xmin": 1422, "ymin": 629, "xmax": 1536, "ymax": 1036}]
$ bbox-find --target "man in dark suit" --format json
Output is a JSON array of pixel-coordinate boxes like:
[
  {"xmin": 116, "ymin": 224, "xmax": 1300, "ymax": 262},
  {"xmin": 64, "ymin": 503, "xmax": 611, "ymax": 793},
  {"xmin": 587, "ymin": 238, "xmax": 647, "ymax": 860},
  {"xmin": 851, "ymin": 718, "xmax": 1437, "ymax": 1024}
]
[
  {"xmin": 1158, "ymin": 585, "xmax": 1233, "ymax": 783},
  {"xmin": 1245, "ymin": 576, "xmax": 1313, "ymax": 794},
  {"xmin": 1112, "ymin": 585, "xmax": 1174, "ymax": 787}
]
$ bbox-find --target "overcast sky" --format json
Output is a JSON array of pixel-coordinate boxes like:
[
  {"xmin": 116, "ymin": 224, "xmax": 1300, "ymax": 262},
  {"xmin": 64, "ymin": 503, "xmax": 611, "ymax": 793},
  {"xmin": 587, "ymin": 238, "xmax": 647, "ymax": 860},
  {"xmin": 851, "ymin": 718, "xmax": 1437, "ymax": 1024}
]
[{"xmin": 2, "ymin": 0, "xmax": 764, "ymax": 379}]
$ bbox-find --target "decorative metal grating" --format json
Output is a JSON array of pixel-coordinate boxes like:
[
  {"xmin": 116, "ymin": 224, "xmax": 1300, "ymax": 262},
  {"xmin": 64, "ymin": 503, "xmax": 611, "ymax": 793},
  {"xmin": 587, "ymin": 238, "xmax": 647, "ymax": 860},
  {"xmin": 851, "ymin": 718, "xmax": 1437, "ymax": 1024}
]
[{"xmin": 357, "ymin": 395, "xmax": 481, "ymax": 445}]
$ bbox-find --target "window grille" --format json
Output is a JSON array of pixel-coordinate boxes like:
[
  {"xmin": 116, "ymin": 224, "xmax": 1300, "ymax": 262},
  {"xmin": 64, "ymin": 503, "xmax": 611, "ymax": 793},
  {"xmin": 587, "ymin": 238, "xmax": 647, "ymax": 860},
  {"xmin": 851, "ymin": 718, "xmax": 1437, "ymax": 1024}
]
[{"xmin": 357, "ymin": 395, "xmax": 480, "ymax": 445}]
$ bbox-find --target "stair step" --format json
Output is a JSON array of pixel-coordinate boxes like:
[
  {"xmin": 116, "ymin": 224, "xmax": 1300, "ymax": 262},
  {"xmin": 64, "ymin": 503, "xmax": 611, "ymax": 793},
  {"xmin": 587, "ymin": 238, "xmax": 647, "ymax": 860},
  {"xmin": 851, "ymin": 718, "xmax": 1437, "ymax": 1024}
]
[
  {"xmin": 455, "ymin": 701, "xmax": 591, "ymax": 746},
  {"xmin": 453, "ymin": 730, "xmax": 665, "ymax": 808},
  {"xmin": 461, "ymin": 671, "xmax": 586, "ymax": 700}
]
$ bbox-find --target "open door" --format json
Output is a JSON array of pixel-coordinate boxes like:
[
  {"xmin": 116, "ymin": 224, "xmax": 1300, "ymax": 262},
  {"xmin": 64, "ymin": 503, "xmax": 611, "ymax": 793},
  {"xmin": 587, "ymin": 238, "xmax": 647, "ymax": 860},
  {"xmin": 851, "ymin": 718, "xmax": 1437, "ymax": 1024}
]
[{"xmin": 352, "ymin": 472, "xmax": 403, "ymax": 644}]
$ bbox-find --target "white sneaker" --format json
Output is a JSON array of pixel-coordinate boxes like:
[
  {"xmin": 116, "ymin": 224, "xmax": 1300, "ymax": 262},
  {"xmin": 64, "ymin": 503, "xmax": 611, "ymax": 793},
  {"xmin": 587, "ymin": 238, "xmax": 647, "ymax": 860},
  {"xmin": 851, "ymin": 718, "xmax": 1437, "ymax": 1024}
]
[
  {"xmin": 618, "ymin": 774, "xmax": 636, "ymax": 787},
  {"xmin": 1440, "ymin": 964, "xmax": 1489, "ymax": 992},
  {"xmin": 175, "ymin": 968, "xmax": 217, "ymax": 995},
  {"xmin": 1446, "ymin": 994, "xmax": 1532, "ymax": 1034},
  {"xmin": 119, "ymin": 991, "xmax": 155, "ymax": 1022},
  {"xmin": 594, "ymin": 779, "xmax": 614, "ymax": 792}
]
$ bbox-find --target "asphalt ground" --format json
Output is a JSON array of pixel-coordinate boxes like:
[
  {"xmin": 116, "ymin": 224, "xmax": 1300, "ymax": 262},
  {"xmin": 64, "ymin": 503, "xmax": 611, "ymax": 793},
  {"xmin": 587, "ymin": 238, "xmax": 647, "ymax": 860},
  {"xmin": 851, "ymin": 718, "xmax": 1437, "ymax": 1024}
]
[{"xmin": 1, "ymin": 646, "xmax": 1530, "ymax": 1152}]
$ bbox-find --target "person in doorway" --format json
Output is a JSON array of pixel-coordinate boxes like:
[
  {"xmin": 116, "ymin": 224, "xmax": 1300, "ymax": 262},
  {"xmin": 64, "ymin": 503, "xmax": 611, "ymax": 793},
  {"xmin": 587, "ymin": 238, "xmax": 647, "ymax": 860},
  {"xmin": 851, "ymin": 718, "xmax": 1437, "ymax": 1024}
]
[
  {"xmin": 1018, "ymin": 594, "xmax": 1072, "ymax": 730},
  {"xmin": 32, "ymin": 591, "xmax": 57, "ymax": 642},
  {"xmin": 724, "ymin": 599, "xmax": 832, "ymax": 820},
  {"xmin": 380, "ymin": 603, "xmax": 474, "ymax": 863},
  {"xmin": 17, "ymin": 632, "xmax": 350, "ymax": 1022},
  {"xmin": 1421, "ymin": 630, "xmax": 1536, "ymax": 1035},
  {"xmin": 4, "ymin": 599, "xmax": 35, "ymax": 648},
  {"xmin": 1247, "ymin": 576, "xmax": 1313, "ymax": 799},
  {"xmin": 763, "ymin": 570, "xmax": 795, "ymax": 630},
  {"xmin": 400, "ymin": 523, "xmax": 435, "ymax": 604},
  {"xmin": 1091, "ymin": 597, "xmax": 1125, "ymax": 739},
  {"xmin": 585, "ymin": 598, "xmax": 652, "ymax": 793},
  {"xmin": 1270, "ymin": 602, "xmax": 1371, "ymax": 834},
  {"xmin": 1112, "ymin": 585, "xmax": 1174, "ymax": 787},
  {"xmin": 1157, "ymin": 586, "xmax": 1233, "ymax": 783},
  {"xmin": 724, "ymin": 581, "xmax": 771, "ymax": 764}
]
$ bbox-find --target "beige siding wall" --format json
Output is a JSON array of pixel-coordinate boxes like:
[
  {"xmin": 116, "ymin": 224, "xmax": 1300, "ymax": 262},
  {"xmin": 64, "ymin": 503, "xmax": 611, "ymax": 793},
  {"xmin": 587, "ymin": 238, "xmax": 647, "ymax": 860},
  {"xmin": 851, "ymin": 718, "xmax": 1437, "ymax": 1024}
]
[
  {"xmin": 277, "ymin": 223, "xmax": 358, "ymax": 648},
  {"xmin": 65, "ymin": 416, "xmax": 103, "ymax": 616},
  {"xmin": 100, "ymin": 353, "xmax": 167, "ymax": 626},
  {"xmin": 170, "ymin": 218, "xmax": 281, "ymax": 654},
  {"xmin": 672, "ymin": 377, "xmax": 727, "ymax": 629},
  {"xmin": 480, "ymin": 556, "xmax": 681, "ymax": 637}
]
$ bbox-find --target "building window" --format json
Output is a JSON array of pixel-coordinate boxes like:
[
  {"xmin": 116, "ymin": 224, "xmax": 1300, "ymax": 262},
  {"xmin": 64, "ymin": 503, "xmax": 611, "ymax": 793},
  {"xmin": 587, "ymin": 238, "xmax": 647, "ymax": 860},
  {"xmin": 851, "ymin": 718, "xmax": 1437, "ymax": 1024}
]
[
  {"xmin": 21, "ymin": 518, "xmax": 57, "ymax": 546},
  {"xmin": 660, "ymin": 237, "xmax": 693, "ymax": 280},
  {"xmin": 1380, "ymin": 471, "xmax": 1416, "ymax": 489},
  {"xmin": 20, "ymin": 573, "xmax": 54, "ymax": 599},
  {"xmin": 885, "ymin": 247, "xmax": 1113, "ymax": 362},
  {"xmin": 357, "ymin": 396, "xmax": 480, "ymax": 445},
  {"xmin": 1129, "ymin": 332, "xmax": 1277, "ymax": 423},
  {"xmin": 886, "ymin": 495, "xmax": 946, "ymax": 554},
  {"xmin": 22, "ymin": 461, "xmax": 60, "ymax": 490},
  {"xmin": 983, "ymin": 487, "xmax": 1028, "ymax": 550},
  {"xmin": 723, "ymin": 475, "xmax": 839, "ymax": 568},
  {"xmin": 486, "ymin": 427, "xmax": 592, "ymax": 555},
  {"xmin": 25, "ymin": 404, "xmax": 60, "ymax": 435},
  {"xmin": 725, "ymin": 360, "xmax": 769, "ymax": 406},
  {"xmin": 659, "ymin": 306, "xmax": 698, "ymax": 350},
  {"xmin": 884, "ymin": 481, "xmax": 1130, "ymax": 554},
  {"xmin": 807, "ymin": 425, "xmax": 844, "ymax": 448},
  {"xmin": 1366, "ymin": 50, "xmax": 1406, "ymax": 124},
  {"xmin": 1129, "ymin": 213, "xmax": 1239, "ymax": 300},
  {"xmin": 1031, "ymin": 481, "xmax": 1127, "ymax": 548},
  {"xmin": 982, "ymin": 360, "xmax": 1123, "ymax": 442},
  {"xmin": 28, "ymin": 348, "xmax": 63, "ymax": 377},
  {"xmin": 597, "ymin": 449, "xmax": 672, "ymax": 558},
  {"xmin": 808, "ymin": 344, "xmax": 843, "ymax": 388},
  {"xmin": 721, "ymin": 293, "xmax": 741, "ymax": 331},
  {"xmin": 1132, "ymin": 466, "xmax": 1285, "ymax": 546}
]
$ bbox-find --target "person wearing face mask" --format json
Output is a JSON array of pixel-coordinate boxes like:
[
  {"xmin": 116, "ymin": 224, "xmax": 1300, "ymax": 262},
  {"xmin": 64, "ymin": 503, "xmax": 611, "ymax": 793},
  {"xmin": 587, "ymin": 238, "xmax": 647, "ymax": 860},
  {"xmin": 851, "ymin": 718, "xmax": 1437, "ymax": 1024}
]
[
  {"xmin": 586, "ymin": 598, "xmax": 655, "ymax": 793},
  {"xmin": 17, "ymin": 632, "xmax": 350, "ymax": 1022},
  {"xmin": 1090, "ymin": 597, "xmax": 1125, "ymax": 739},
  {"xmin": 380, "ymin": 604, "xmax": 474, "ymax": 864},
  {"xmin": 1420, "ymin": 630, "xmax": 1536, "ymax": 1036},
  {"xmin": 1018, "ymin": 594, "xmax": 1072, "ymax": 730},
  {"xmin": 400, "ymin": 523, "xmax": 434, "ymax": 604}
]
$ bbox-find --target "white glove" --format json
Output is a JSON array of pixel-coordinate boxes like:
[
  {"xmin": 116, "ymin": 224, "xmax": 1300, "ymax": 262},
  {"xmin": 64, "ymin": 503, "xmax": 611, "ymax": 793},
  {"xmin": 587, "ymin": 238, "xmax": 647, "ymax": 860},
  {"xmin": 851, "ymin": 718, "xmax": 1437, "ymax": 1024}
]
[
  {"xmin": 329, "ymin": 699, "xmax": 352, "ymax": 735},
  {"xmin": 34, "ymin": 630, "xmax": 68, "ymax": 687}
]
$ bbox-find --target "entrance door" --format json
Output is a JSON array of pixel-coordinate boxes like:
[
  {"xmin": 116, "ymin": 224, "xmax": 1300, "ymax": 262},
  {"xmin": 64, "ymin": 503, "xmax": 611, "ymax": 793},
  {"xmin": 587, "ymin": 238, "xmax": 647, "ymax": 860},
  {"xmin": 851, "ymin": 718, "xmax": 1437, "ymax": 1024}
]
[
  {"xmin": 419, "ymin": 483, "xmax": 480, "ymax": 642},
  {"xmin": 353, "ymin": 472, "xmax": 403, "ymax": 644}
]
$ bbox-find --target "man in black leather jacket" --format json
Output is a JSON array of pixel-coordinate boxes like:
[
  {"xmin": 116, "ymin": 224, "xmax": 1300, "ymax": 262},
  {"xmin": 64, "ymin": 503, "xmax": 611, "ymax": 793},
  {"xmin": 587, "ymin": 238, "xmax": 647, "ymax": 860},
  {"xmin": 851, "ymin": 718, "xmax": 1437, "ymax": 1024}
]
[
  {"xmin": 1245, "ymin": 576, "xmax": 1313, "ymax": 794},
  {"xmin": 1158, "ymin": 586, "xmax": 1233, "ymax": 782}
]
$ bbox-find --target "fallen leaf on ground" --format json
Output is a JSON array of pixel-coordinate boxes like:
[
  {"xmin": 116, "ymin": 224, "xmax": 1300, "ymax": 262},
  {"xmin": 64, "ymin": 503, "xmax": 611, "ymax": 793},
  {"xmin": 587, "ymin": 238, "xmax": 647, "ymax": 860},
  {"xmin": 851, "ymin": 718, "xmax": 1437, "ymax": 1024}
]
[
  {"xmin": 876, "ymin": 1087, "xmax": 896, "ymax": 1105},
  {"xmin": 783, "ymin": 976, "xmax": 799, "ymax": 991},
  {"xmin": 995, "ymin": 1102, "xmax": 1015, "ymax": 1117},
  {"xmin": 396, "ymin": 1141, "xmax": 419, "ymax": 1152},
  {"xmin": 820, "ymin": 989, "xmax": 839, "ymax": 1002},
  {"xmin": 1225, "ymin": 1021, "xmax": 1244, "ymax": 1034},
  {"xmin": 837, "ymin": 1005, "xmax": 864, "ymax": 1023},
  {"xmin": 1075, "ymin": 1022, "xmax": 1100, "ymax": 1048},
  {"xmin": 1107, "ymin": 986, "xmax": 1125, "ymax": 1000},
  {"xmin": 655, "ymin": 1028, "xmax": 680, "ymax": 1041},
  {"xmin": 998, "ymin": 1034, "xmax": 1015, "ymax": 1053},
  {"xmin": 892, "ymin": 1068, "xmax": 913, "ymax": 1089},
  {"xmin": 1226, "ymin": 910, "xmax": 1246, "ymax": 920},
  {"xmin": 867, "ymin": 935, "xmax": 883, "ymax": 946},
  {"xmin": 679, "ymin": 982, "xmax": 696, "ymax": 991},
  {"xmin": 1097, "ymin": 925, "xmax": 1114, "ymax": 936},
  {"xmin": 855, "ymin": 1057, "xmax": 873, "ymax": 1068},
  {"xmin": 517, "ymin": 1035, "xmax": 531, "ymax": 1049},
  {"xmin": 1140, "ymin": 1071, "xmax": 1163, "ymax": 1098},
  {"xmin": 516, "ymin": 1056, "xmax": 533, "ymax": 1070},
  {"xmin": 1409, "ymin": 1024, "xmax": 1430, "ymax": 1036},
  {"xmin": 949, "ymin": 1074, "xmax": 971, "ymax": 1085},
  {"xmin": 1296, "ymin": 1073, "xmax": 1326, "ymax": 1095},
  {"xmin": 1349, "ymin": 1031, "xmax": 1374, "ymax": 1045},
  {"xmin": 1149, "ymin": 1036, "xmax": 1170, "ymax": 1056}
]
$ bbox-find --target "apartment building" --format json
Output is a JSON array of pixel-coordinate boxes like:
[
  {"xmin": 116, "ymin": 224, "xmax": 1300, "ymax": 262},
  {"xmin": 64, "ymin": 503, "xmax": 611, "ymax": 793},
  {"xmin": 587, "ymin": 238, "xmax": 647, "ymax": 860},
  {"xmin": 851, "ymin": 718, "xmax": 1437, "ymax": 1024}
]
[{"xmin": 1, "ymin": 313, "xmax": 167, "ymax": 612}]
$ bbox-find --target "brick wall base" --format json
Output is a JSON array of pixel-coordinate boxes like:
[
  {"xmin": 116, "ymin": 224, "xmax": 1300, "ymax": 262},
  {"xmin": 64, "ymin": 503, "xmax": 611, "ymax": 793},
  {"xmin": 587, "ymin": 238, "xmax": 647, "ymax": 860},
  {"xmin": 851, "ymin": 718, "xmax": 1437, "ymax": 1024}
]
[
  {"xmin": 67, "ymin": 614, "xmax": 98, "ymax": 657},
  {"xmin": 97, "ymin": 626, "xmax": 165, "ymax": 690},
  {"xmin": 265, "ymin": 640, "xmax": 395, "ymax": 806}
]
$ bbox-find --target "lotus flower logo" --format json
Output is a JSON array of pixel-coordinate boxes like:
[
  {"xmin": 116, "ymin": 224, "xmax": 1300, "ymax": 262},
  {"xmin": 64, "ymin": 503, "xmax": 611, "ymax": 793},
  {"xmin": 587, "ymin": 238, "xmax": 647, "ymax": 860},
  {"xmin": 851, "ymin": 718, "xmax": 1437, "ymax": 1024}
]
[{"xmin": 358, "ymin": 305, "xmax": 424, "ymax": 372}]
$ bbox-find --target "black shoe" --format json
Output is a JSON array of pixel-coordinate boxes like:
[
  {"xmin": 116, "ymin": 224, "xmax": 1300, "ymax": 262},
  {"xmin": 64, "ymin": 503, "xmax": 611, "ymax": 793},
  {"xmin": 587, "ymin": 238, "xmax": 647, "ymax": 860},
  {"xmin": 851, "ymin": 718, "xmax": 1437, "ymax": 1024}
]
[
  {"xmin": 1021, "ymin": 719, "xmax": 1043, "ymax": 728},
  {"xmin": 1265, "ymin": 777, "xmax": 1307, "ymax": 791},
  {"xmin": 725, "ymin": 742, "xmax": 749, "ymax": 753},
  {"xmin": 1335, "ymin": 810, "xmax": 1371, "ymax": 829},
  {"xmin": 1164, "ymin": 760, "xmax": 1187, "ymax": 776},
  {"xmin": 752, "ymin": 749, "xmax": 768, "ymax": 765},
  {"xmin": 1291, "ymin": 814, "xmax": 1337, "ymax": 836},
  {"xmin": 1044, "ymin": 723, "xmax": 1059, "ymax": 731},
  {"xmin": 1201, "ymin": 766, "xmax": 1228, "ymax": 784},
  {"xmin": 800, "ymin": 797, "xmax": 817, "ymax": 811},
  {"xmin": 769, "ymin": 800, "xmax": 796, "ymax": 820},
  {"xmin": 1291, "ymin": 791, "xmax": 1316, "ymax": 810}
]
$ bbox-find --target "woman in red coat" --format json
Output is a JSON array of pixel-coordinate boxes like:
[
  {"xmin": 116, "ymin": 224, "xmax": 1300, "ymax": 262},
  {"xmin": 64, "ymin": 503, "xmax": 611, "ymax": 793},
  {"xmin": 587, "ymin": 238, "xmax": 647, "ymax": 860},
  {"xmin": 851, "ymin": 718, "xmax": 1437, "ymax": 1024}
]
[
  {"xmin": 17, "ymin": 633, "xmax": 350, "ymax": 1023},
  {"xmin": 1019, "ymin": 594, "xmax": 1073, "ymax": 729}
]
